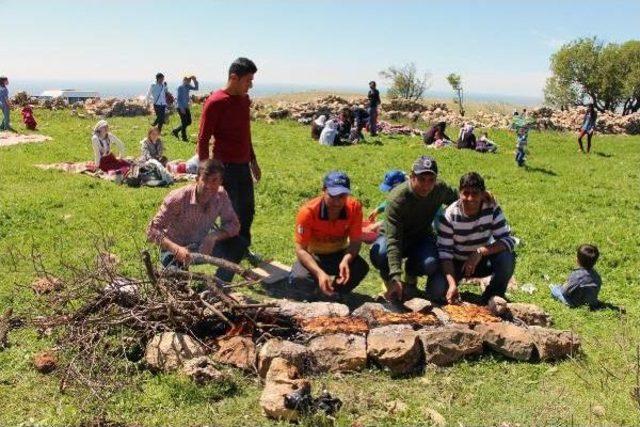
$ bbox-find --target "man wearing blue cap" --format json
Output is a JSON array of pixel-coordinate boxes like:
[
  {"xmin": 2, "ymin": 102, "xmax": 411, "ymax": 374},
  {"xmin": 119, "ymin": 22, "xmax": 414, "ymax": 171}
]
[
  {"xmin": 370, "ymin": 156, "xmax": 459, "ymax": 303},
  {"xmin": 290, "ymin": 171, "xmax": 369, "ymax": 300}
]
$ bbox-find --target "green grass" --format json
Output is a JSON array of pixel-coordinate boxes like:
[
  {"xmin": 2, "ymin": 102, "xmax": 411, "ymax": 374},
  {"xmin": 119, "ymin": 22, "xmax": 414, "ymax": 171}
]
[{"xmin": 1, "ymin": 106, "xmax": 639, "ymax": 426}]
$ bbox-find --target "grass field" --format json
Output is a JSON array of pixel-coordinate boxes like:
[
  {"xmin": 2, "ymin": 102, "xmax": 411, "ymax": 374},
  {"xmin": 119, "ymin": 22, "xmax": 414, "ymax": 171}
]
[{"xmin": 0, "ymin": 105, "xmax": 639, "ymax": 426}]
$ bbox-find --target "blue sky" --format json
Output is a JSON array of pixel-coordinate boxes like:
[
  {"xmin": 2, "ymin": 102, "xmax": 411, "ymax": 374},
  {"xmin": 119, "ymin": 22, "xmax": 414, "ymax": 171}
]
[{"xmin": 1, "ymin": 0, "xmax": 639, "ymax": 97}]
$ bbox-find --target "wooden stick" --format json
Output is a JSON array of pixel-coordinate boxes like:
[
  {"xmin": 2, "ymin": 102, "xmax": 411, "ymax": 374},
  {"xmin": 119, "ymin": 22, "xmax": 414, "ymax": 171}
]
[{"xmin": 140, "ymin": 250, "xmax": 157, "ymax": 285}]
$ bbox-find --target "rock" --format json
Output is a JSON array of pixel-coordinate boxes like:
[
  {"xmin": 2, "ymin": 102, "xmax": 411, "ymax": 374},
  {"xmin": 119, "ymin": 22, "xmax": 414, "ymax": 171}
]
[
  {"xmin": 592, "ymin": 404, "xmax": 605, "ymax": 418},
  {"xmin": 34, "ymin": 351, "xmax": 57, "ymax": 373},
  {"xmin": 31, "ymin": 277, "xmax": 63, "ymax": 295},
  {"xmin": 385, "ymin": 400, "xmax": 408, "ymax": 414},
  {"xmin": 307, "ymin": 334, "xmax": 367, "ymax": 373},
  {"xmin": 528, "ymin": 326, "xmax": 580, "ymax": 361},
  {"xmin": 487, "ymin": 296, "xmax": 508, "ymax": 316},
  {"xmin": 144, "ymin": 332, "xmax": 205, "ymax": 371},
  {"xmin": 351, "ymin": 302, "xmax": 400, "ymax": 323},
  {"xmin": 431, "ymin": 307, "xmax": 451, "ymax": 324},
  {"xmin": 367, "ymin": 327, "xmax": 422, "ymax": 375},
  {"xmin": 212, "ymin": 336, "xmax": 256, "ymax": 372},
  {"xmin": 273, "ymin": 300, "xmax": 350, "ymax": 320},
  {"xmin": 507, "ymin": 303, "xmax": 552, "ymax": 326},
  {"xmin": 417, "ymin": 325, "xmax": 484, "ymax": 366},
  {"xmin": 182, "ymin": 356, "xmax": 226, "ymax": 384},
  {"xmin": 475, "ymin": 322, "xmax": 536, "ymax": 361},
  {"xmin": 260, "ymin": 357, "xmax": 311, "ymax": 422},
  {"xmin": 424, "ymin": 408, "xmax": 447, "ymax": 426},
  {"xmin": 257, "ymin": 339, "xmax": 313, "ymax": 378},
  {"xmin": 268, "ymin": 109, "xmax": 290, "ymax": 119},
  {"xmin": 403, "ymin": 298, "xmax": 433, "ymax": 313}
]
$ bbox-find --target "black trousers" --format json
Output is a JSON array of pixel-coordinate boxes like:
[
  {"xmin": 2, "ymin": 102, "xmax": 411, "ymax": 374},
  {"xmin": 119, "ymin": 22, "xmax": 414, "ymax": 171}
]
[
  {"xmin": 152, "ymin": 104, "xmax": 167, "ymax": 131},
  {"xmin": 288, "ymin": 251, "xmax": 369, "ymax": 301},
  {"xmin": 223, "ymin": 163, "xmax": 255, "ymax": 246},
  {"xmin": 173, "ymin": 108, "xmax": 192, "ymax": 140}
]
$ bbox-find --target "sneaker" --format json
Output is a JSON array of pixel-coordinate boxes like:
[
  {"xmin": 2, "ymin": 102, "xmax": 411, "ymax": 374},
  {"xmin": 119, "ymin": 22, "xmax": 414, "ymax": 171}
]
[{"xmin": 244, "ymin": 249, "xmax": 267, "ymax": 267}]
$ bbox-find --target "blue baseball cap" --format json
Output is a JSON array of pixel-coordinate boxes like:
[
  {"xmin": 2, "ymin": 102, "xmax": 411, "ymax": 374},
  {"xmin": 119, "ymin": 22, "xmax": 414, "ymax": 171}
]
[
  {"xmin": 323, "ymin": 171, "xmax": 351, "ymax": 196},
  {"xmin": 379, "ymin": 169, "xmax": 406, "ymax": 192}
]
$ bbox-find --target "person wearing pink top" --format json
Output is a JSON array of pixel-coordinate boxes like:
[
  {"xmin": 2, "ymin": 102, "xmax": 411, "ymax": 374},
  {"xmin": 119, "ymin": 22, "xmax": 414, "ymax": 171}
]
[{"xmin": 147, "ymin": 159, "xmax": 247, "ymax": 281}]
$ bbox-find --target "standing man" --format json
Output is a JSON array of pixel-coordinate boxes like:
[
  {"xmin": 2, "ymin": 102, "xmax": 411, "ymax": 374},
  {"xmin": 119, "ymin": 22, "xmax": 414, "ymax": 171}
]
[
  {"xmin": 367, "ymin": 81, "xmax": 381, "ymax": 136},
  {"xmin": 172, "ymin": 75, "xmax": 199, "ymax": 142},
  {"xmin": 289, "ymin": 171, "xmax": 369, "ymax": 300},
  {"xmin": 198, "ymin": 58, "xmax": 260, "ymax": 251},
  {"xmin": 147, "ymin": 73, "xmax": 168, "ymax": 132},
  {"xmin": 146, "ymin": 159, "xmax": 247, "ymax": 281},
  {"xmin": 369, "ymin": 156, "xmax": 458, "ymax": 302},
  {"xmin": 437, "ymin": 172, "xmax": 516, "ymax": 304},
  {"xmin": 0, "ymin": 76, "xmax": 12, "ymax": 131}
]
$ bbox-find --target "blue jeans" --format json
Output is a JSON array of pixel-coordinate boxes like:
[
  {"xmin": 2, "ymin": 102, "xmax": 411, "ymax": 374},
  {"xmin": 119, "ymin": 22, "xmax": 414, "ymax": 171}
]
[
  {"xmin": 369, "ymin": 235, "xmax": 446, "ymax": 299},
  {"xmin": 446, "ymin": 251, "xmax": 516, "ymax": 302},
  {"xmin": 1, "ymin": 106, "xmax": 9, "ymax": 130},
  {"xmin": 515, "ymin": 147, "xmax": 525, "ymax": 166},
  {"xmin": 160, "ymin": 236, "xmax": 248, "ymax": 282},
  {"xmin": 152, "ymin": 104, "xmax": 166, "ymax": 131}
]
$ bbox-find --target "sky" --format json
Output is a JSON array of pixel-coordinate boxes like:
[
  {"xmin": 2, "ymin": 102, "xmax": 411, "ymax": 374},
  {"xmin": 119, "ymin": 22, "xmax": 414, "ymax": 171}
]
[{"xmin": 1, "ymin": 0, "xmax": 639, "ymax": 98}]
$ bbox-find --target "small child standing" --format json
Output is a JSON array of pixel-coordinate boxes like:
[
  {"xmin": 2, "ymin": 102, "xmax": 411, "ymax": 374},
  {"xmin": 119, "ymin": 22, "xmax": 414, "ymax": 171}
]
[
  {"xmin": 515, "ymin": 127, "xmax": 528, "ymax": 166},
  {"xmin": 551, "ymin": 244, "xmax": 602, "ymax": 308},
  {"xmin": 21, "ymin": 105, "xmax": 37, "ymax": 130}
]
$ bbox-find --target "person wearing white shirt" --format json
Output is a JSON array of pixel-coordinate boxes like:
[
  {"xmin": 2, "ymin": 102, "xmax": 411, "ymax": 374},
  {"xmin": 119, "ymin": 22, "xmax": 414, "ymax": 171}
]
[
  {"xmin": 91, "ymin": 120, "xmax": 130, "ymax": 173},
  {"xmin": 147, "ymin": 72, "xmax": 168, "ymax": 132}
]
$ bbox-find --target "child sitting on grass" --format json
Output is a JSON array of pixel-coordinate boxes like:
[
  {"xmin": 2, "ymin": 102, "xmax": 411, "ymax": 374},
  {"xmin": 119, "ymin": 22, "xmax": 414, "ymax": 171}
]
[{"xmin": 551, "ymin": 244, "xmax": 602, "ymax": 308}]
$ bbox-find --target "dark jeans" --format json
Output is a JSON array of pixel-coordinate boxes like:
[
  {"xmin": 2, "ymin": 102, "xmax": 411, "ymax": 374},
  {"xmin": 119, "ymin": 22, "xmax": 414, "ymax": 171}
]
[
  {"xmin": 289, "ymin": 251, "xmax": 369, "ymax": 301},
  {"xmin": 440, "ymin": 251, "xmax": 516, "ymax": 303},
  {"xmin": 369, "ymin": 234, "xmax": 446, "ymax": 300},
  {"xmin": 160, "ymin": 236, "xmax": 248, "ymax": 282},
  {"xmin": 152, "ymin": 104, "xmax": 167, "ymax": 131},
  {"xmin": 1, "ymin": 106, "xmax": 10, "ymax": 130},
  {"xmin": 173, "ymin": 108, "xmax": 192, "ymax": 140},
  {"xmin": 515, "ymin": 147, "xmax": 525, "ymax": 166},
  {"xmin": 368, "ymin": 106, "xmax": 378, "ymax": 135},
  {"xmin": 223, "ymin": 163, "xmax": 255, "ymax": 246}
]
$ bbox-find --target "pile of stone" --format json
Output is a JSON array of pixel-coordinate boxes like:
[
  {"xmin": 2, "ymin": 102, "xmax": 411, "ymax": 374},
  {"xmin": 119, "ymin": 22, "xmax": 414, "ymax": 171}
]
[
  {"xmin": 83, "ymin": 98, "xmax": 151, "ymax": 118},
  {"xmin": 140, "ymin": 296, "xmax": 579, "ymax": 421},
  {"xmin": 252, "ymin": 95, "xmax": 368, "ymax": 124},
  {"xmin": 10, "ymin": 91, "xmax": 39, "ymax": 107}
]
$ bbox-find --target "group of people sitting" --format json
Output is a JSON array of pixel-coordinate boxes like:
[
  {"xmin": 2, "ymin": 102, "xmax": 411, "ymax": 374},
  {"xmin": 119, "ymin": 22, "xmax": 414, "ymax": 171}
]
[
  {"xmin": 90, "ymin": 119, "xmax": 200, "ymax": 186},
  {"xmin": 312, "ymin": 105, "xmax": 372, "ymax": 146},
  {"xmin": 423, "ymin": 121, "xmax": 498, "ymax": 153}
]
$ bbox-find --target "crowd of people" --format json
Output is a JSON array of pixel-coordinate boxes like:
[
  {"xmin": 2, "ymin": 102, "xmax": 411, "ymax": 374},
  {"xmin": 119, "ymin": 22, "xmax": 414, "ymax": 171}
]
[
  {"xmin": 1, "ymin": 59, "xmax": 606, "ymax": 310},
  {"xmin": 140, "ymin": 57, "xmax": 604, "ymax": 310}
]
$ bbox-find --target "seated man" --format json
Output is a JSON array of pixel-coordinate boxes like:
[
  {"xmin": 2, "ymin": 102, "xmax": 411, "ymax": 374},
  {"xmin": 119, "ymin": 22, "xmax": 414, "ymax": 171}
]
[
  {"xmin": 289, "ymin": 171, "xmax": 369, "ymax": 300},
  {"xmin": 146, "ymin": 159, "xmax": 247, "ymax": 281},
  {"xmin": 369, "ymin": 156, "xmax": 459, "ymax": 302},
  {"xmin": 437, "ymin": 172, "xmax": 516, "ymax": 304}
]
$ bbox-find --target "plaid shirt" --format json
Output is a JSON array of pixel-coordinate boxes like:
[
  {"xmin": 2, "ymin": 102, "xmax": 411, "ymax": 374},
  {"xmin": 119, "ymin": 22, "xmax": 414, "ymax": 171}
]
[{"xmin": 147, "ymin": 184, "xmax": 240, "ymax": 247}]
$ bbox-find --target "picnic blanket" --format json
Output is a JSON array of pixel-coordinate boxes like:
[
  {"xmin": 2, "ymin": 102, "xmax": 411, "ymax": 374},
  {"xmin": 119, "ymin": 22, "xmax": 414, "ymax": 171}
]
[{"xmin": 35, "ymin": 161, "xmax": 195, "ymax": 184}]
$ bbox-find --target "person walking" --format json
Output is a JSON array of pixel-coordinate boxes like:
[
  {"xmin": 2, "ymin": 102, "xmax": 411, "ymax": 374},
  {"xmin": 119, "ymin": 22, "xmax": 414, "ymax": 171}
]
[
  {"xmin": 147, "ymin": 73, "xmax": 169, "ymax": 132},
  {"xmin": 578, "ymin": 103, "xmax": 597, "ymax": 154},
  {"xmin": 197, "ymin": 58, "xmax": 261, "ymax": 252},
  {"xmin": 172, "ymin": 75, "xmax": 199, "ymax": 142},
  {"xmin": 0, "ymin": 76, "xmax": 13, "ymax": 131}
]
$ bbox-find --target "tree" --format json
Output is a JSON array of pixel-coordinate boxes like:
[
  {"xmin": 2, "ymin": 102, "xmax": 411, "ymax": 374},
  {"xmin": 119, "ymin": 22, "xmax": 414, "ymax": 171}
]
[
  {"xmin": 379, "ymin": 63, "xmax": 431, "ymax": 101},
  {"xmin": 618, "ymin": 40, "xmax": 640, "ymax": 114},
  {"xmin": 543, "ymin": 75, "xmax": 581, "ymax": 110},
  {"xmin": 546, "ymin": 37, "xmax": 640, "ymax": 114},
  {"xmin": 446, "ymin": 73, "xmax": 465, "ymax": 116}
]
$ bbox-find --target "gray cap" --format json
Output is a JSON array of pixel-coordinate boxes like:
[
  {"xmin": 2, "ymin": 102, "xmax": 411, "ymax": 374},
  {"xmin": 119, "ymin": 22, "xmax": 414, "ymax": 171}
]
[{"xmin": 412, "ymin": 156, "xmax": 438, "ymax": 175}]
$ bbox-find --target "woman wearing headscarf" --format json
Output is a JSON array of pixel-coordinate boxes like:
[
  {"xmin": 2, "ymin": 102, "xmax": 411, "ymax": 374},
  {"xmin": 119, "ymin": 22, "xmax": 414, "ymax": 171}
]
[{"xmin": 91, "ymin": 120, "xmax": 130, "ymax": 172}]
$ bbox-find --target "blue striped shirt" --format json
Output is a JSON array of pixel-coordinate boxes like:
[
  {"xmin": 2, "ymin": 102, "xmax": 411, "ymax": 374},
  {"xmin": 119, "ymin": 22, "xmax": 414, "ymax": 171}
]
[{"xmin": 437, "ymin": 201, "xmax": 516, "ymax": 261}]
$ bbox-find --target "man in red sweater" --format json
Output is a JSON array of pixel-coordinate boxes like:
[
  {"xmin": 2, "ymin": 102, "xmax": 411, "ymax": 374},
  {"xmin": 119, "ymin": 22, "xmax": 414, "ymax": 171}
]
[{"xmin": 197, "ymin": 57, "xmax": 261, "ymax": 250}]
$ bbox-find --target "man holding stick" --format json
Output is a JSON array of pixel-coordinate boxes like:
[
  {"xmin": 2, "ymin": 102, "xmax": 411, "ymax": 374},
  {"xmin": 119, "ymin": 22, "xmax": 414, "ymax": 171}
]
[{"xmin": 146, "ymin": 159, "xmax": 248, "ymax": 281}]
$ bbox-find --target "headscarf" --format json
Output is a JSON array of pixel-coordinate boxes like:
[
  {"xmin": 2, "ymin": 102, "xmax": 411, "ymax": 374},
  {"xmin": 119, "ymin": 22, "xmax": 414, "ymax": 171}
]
[{"xmin": 93, "ymin": 119, "xmax": 109, "ymax": 134}]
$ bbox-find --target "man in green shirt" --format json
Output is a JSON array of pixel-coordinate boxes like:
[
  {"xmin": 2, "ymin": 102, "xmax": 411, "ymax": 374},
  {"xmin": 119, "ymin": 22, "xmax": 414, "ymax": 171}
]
[{"xmin": 369, "ymin": 156, "xmax": 458, "ymax": 302}]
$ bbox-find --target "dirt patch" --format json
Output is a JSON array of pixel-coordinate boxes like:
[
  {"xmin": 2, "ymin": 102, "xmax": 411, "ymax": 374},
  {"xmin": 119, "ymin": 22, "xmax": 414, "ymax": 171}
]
[{"xmin": 0, "ymin": 131, "xmax": 51, "ymax": 147}]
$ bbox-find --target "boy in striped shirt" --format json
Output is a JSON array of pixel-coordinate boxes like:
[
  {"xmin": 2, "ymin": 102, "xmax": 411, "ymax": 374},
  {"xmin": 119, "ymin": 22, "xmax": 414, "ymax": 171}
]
[{"xmin": 436, "ymin": 172, "xmax": 516, "ymax": 304}]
